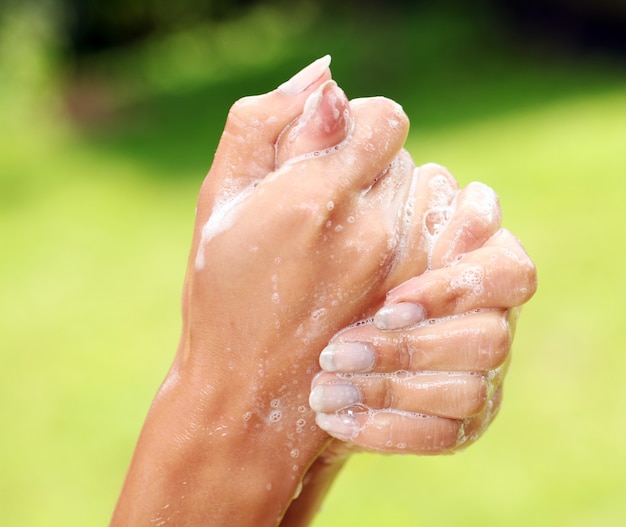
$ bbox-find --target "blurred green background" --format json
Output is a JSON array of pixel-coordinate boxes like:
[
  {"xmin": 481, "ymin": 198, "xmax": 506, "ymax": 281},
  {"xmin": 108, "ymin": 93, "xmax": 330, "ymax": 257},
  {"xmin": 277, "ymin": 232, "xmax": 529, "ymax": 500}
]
[{"xmin": 1, "ymin": 0, "xmax": 625, "ymax": 525}]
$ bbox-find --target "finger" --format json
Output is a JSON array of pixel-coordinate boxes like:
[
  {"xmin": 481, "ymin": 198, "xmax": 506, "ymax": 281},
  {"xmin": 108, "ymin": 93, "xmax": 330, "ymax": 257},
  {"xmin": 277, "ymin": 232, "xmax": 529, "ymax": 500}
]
[
  {"xmin": 310, "ymin": 370, "xmax": 492, "ymax": 419},
  {"xmin": 380, "ymin": 228, "xmax": 537, "ymax": 320},
  {"xmin": 387, "ymin": 163, "xmax": 459, "ymax": 281},
  {"xmin": 275, "ymin": 81, "xmax": 351, "ymax": 168},
  {"xmin": 430, "ymin": 181, "xmax": 502, "ymax": 268},
  {"xmin": 315, "ymin": 409, "xmax": 460, "ymax": 454},
  {"xmin": 349, "ymin": 149, "xmax": 418, "ymax": 276},
  {"xmin": 192, "ymin": 57, "xmax": 334, "ymax": 268},
  {"xmin": 303, "ymin": 96, "xmax": 409, "ymax": 192},
  {"xmin": 206, "ymin": 55, "xmax": 333, "ymax": 192},
  {"xmin": 320, "ymin": 309, "xmax": 512, "ymax": 373},
  {"xmin": 456, "ymin": 385, "xmax": 503, "ymax": 450},
  {"xmin": 255, "ymin": 96, "xmax": 410, "ymax": 220},
  {"xmin": 314, "ymin": 386, "xmax": 504, "ymax": 455}
]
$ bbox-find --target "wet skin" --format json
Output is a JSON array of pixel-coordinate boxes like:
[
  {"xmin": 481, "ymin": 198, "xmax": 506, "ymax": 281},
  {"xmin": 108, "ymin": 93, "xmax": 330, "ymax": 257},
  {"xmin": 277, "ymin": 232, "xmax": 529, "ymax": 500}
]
[{"xmin": 111, "ymin": 56, "xmax": 537, "ymax": 527}]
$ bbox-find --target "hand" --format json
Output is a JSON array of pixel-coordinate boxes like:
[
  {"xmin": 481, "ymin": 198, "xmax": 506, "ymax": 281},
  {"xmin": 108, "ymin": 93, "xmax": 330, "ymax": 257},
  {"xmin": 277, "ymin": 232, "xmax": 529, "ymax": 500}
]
[
  {"xmin": 284, "ymin": 159, "xmax": 536, "ymax": 526},
  {"xmin": 311, "ymin": 226, "xmax": 537, "ymax": 454},
  {"xmin": 271, "ymin": 67, "xmax": 537, "ymax": 523},
  {"xmin": 111, "ymin": 56, "xmax": 537, "ymax": 527},
  {"xmin": 113, "ymin": 56, "xmax": 438, "ymax": 527}
]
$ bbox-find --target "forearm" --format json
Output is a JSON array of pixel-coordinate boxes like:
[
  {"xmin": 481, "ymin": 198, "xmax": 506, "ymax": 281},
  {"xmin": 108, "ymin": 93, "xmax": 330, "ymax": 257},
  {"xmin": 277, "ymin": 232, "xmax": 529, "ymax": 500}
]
[
  {"xmin": 110, "ymin": 363, "xmax": 326, "ymax": 526},
  {"xmin": 279, "ymin": 455, "xmax": 347, "ymax": 527}
]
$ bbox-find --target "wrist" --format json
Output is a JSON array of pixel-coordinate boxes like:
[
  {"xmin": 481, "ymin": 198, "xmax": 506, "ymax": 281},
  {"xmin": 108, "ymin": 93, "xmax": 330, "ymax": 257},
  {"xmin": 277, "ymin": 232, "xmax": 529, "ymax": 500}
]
[{"xmin": 113, "ymin": 355, "xmax": 330, "ymax": 526}]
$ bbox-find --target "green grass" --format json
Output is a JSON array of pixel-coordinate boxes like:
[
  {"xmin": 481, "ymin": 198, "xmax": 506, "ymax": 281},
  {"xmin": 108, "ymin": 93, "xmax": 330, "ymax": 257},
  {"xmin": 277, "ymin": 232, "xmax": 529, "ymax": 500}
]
[{"xmin": 2, "ymin": 3, "xmax": 626, "ymax": 526}]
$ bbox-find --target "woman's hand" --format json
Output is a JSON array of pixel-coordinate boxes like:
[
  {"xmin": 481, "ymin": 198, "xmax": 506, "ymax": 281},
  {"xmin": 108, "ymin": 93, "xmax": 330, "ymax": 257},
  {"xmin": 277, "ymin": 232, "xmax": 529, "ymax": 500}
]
[
  {"xmin": 311, "ymin": 226, "xmax": 537, "ymax": 454},
  {"xmin": 112, "ymin": 56, "xmax": 537, "ymax": 527},
  {"xmin": 114, "ymin": 56, "xmax": 443, "ymax": 527},
  {"xmin": 284, "ymin": 161, "xmax": 536, "ymax": 526}
]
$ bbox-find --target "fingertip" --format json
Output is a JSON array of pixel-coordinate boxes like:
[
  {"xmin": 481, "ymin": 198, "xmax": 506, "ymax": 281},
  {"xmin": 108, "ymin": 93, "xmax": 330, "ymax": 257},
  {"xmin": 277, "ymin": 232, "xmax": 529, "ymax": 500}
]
[
  {"xmin": 315, "ymin": 412, "xmax": 360, "ymax": 441},
  {"xmin": 374, "ymin": 301, "xmax": 426, "ymax": 331},
  {"xmin": 319, "ymin": 342, "xmax": 376, "ymax": 373},
  {"xmin": 350, "ymin": 411, "xmax": 460, "ymax": 454},
  {"xmin": 350, "ymin": 96, "xmax": 410, "ymax": 141},
  {"xmin": 276, "ymin": 80, "xmax": 352, "ymax": 167}
]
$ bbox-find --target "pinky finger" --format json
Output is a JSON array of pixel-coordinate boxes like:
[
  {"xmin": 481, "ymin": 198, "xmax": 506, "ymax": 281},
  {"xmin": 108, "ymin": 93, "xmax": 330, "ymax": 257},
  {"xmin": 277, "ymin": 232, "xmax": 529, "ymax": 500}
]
[
  {"xmin": 315, "ymin": 387, "xmax": 503, "ymax": 455},
  {"xmin": 455, "ymin": 385, "xmax": 503, "ymax": 451},
  {"xmin": 315, "ymin": 409, "xmax": 459, "ymax": 455}
]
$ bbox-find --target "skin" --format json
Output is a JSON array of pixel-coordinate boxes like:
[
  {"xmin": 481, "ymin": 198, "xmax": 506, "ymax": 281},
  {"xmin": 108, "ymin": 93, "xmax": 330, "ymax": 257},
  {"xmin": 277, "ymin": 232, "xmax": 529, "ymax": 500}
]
[{"xmin": 110, "ymin": 58, "xmax": 537, "ymax": 527}]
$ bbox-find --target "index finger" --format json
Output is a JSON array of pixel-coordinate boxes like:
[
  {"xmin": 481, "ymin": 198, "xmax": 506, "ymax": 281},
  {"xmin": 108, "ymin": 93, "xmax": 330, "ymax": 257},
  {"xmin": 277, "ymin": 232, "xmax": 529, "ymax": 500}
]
[{"xmin": 381, "ymin": 228, "xmax": 537, "ymax": 321}]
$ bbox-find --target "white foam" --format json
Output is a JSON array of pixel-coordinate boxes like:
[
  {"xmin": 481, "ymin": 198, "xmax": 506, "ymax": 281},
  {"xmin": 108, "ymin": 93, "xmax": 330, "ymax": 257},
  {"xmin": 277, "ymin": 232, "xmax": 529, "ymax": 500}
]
[
  {"xmin": 450, "ymin": 266, "xmax": 485, "ymax": 295},
  {"xmin": 415, "ymin": 168, "xmax": 460, "ymax": 270},
  {"xmin": 276, "ymin": 116, "xmax": 355, "ymax": 167},
  {"xmin": 195, "ymin": 184, "xmax": 256, "ymax": 271}
]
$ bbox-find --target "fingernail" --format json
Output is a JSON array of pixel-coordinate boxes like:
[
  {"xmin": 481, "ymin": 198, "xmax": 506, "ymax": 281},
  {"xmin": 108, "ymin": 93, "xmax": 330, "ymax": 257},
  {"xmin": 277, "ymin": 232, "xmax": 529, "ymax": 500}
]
[
  {"xmin": 276, "ymin": 80, "xmax": 350, "ymax": 167},
  {"xmin": 300, "ymin": 81, "xmax": 348, "ymax": 134},
  {"xmin": 315, "ymin": 412, "xmax": 360, "ymax": 440},
  {"xmin": 309, "ymin": 383, "xmax": 361, "ymax": 412},
  {"xmin": 320, "ymin": 342, "xmax": 375, "ymax": 372},
  {"xmin": 374, "ymin": 302, "xmax": 426, "ymax": 330},
  {"xmin": 278, "ymin": 55, "xmax": 331, "ymax": 95}
]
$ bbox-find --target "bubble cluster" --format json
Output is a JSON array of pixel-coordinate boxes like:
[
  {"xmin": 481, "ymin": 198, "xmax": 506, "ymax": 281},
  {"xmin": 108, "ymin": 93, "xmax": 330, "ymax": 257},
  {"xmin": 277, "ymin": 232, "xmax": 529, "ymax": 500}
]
[
  {"xmin": 450, "ymin": 266, "xmax": 485, "ymax": 295},
  {"xmin": 269, "ymin": 410, "xmax": 282, "ymax": 423},
  {"xmin": 424, "ymin": 208, "xmax": 452, "ymax": 237}
]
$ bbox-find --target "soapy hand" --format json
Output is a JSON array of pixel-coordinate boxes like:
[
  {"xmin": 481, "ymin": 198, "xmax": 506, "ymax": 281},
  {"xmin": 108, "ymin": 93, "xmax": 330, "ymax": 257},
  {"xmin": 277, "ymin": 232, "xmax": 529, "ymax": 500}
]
[
  {"xmin": 311, "ymin": 227, "xmax": 535, "ymax": 454},
  {"xmin": 111, "ymin": 56, "xmax": 537, "ymax": 527},
  {"xmin": 265, "ymin": 64, "xmax": 536, "ymax": 456}
]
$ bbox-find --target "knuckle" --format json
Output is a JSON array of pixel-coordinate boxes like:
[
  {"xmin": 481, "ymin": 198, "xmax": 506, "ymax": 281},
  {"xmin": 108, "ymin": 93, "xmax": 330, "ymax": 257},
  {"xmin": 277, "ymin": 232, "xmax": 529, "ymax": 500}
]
[
  {"xmin": 475, "ymin": 316, "xmax": 510, "ymax": 371},
  {"xmin": 395, "ymin": 335, "xmax": 414, "ymax": 371},
  {"xmin": 224, "ymin": 95, "xmax": 262, "ymax": 135},
  {"xmin": 490, "ymin": 313, "xmax": 513, "ymax": 368},
  {"xmin": 523, "ymin": 258, "xmax": 539, "ymax": 300},
  {"xmin": 419, "ymin": 163, "xmax": 459, "ymax": 193},
  {"xmin": 435, "ymin": 420, "xmax": 462, "ymax": 452},
  {"xmin": 461, "ymin": 182, "xmax": 502, "ymax": 234},
  {"xmin": 498, "ymin": 229, "xmax": 538, "ymax": 304},
  {"xmin": 228, "ymin": 95, "xmax": 256, "ymax": 118},
  {"xmin": 381, "ymin": 378, "xmax": 396, "ymax": 410},
  {"xmin": 352, "ymin": 96, "xmax": 410, "ymax": 138},
  {"xmin": 469, "ymin": 376, "xmax": 490, "ymax": 416}
]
